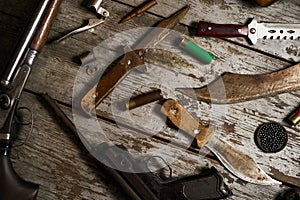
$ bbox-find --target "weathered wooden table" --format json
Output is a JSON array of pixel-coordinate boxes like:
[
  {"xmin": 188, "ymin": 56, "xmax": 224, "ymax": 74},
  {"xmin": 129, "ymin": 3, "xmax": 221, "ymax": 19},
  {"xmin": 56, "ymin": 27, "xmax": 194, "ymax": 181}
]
[{"xmin": 1, "ymin": 0, "xmax": 299, "ymax": 199}]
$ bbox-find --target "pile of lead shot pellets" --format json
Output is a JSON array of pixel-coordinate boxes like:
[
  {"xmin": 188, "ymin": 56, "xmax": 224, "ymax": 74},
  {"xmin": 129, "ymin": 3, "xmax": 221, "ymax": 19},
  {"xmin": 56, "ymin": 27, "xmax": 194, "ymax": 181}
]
[{"xmin": 255, "ymin": 122, "xmax": 288, "ymax": 153}]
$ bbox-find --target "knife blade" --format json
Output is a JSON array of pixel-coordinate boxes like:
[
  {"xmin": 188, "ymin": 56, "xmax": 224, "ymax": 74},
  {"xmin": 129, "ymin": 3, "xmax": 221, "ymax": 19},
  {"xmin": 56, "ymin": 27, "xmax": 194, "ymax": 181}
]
[
  {"xmin": 161, "ymin": 99, "xmax": 281, "ymax": 185},
  {"xmin": 176, "ymin": 63, "xmax": 300, "ymax": 104},
  {"xmin": 81, "ymin": 5, "xmax": 190, "ymax": 114},
  {"xmin": 196, "ymin": 18, "xmax": 300, "ymax": 44}
]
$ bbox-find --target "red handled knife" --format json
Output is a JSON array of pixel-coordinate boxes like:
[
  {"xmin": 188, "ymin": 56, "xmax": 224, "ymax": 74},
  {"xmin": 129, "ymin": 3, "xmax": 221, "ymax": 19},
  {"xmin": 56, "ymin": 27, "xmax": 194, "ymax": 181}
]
[{"xmin": 196, "ymin": 18, "xmax": 300, "ymax": 44}]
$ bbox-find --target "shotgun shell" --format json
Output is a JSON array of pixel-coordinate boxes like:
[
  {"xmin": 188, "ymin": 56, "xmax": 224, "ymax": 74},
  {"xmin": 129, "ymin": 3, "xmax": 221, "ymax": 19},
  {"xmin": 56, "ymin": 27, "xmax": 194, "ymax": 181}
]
[
  {"xmin": 180, "ymin": 38, "xmax": 215, "ymax": 64},
  {"xmin": 288, "ymin": 107, "xmax": 300, "ymax": 126},
  {"xmin": 126, "ymin": 89, "xmax": 163, "ymax": 110}
]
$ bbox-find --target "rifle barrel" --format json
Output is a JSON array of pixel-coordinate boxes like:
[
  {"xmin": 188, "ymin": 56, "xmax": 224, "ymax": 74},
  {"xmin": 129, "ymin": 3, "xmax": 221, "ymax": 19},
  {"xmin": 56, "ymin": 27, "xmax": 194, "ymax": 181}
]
[{"xmin": 1, "ymin": 0, "xmax": 50, "ymax": 88}]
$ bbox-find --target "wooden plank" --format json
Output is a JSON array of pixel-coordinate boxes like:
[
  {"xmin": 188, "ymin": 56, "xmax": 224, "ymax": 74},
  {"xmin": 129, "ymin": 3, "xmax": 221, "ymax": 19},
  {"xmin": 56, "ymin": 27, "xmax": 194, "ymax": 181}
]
[
  {"xmin": 1, "ymin": 0, "xmax": 298, "ymax": 199},
  {"xmin": 0, "ymin": 0, "xmax": 39, "ymax": 19},
  {"xmin": 27, "ymin": 0, "xmax": 297, "ymax": 102},
  {"xmin": 22, "ymin": 0, "xmax": 299, "ymax": 183},
  {"xmin": 44, "ymin": 0, "xmax": 300, "ymax": 63},
  {"xmin": 11, "ymin": 91, "xmax": 288, "ymax": 199},
  {"xmin": 114, "ymin": 0, "xmax": 300, "ymax": 62},
  {"xmin": 11, "ymin": 92, "xmax": 128, "ymax": 200}
]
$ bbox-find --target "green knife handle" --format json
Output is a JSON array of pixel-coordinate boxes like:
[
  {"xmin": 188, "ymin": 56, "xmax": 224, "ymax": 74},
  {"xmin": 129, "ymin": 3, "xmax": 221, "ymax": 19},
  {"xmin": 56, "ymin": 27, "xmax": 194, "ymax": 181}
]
[{"xmin": 196, "ymin": 21, "xmax": 248, "ymax": 37}]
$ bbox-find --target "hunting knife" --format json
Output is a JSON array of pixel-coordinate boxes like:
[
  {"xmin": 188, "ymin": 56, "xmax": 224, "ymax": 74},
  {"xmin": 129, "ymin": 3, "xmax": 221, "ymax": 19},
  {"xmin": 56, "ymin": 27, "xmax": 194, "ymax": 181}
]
[
  {"xmin": 196, "ymin": 18, "xmax": 300, "ymax": 44},
  {"xmin": 161, "ymin": 99, "xmax": 281, "ymax": 185}
]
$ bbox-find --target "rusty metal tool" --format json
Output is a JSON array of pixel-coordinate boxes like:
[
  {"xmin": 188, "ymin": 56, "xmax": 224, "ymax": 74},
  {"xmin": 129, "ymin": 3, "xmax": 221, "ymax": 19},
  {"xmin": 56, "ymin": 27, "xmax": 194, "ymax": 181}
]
[
  {"xmin": 177, "ymin": 63, "xmax": 300, "ymax": 104},
  {"xmin": 119, "ymin": 0, "xmax": 157, "ymax": 23},
  {"xmin": 161, "ymin": 99, "xmax": 281, "ymax": 185},
  {"xmin": 126, "ymin": 89, "xmax": 164, "ymax": 110},
  {"xmin": 53, "ymin": 18, "xmax": 105, "ymax": 43},
  {"xmin": 81, "ymin": 5, "xmax": 190, "ymax": 114},
  {"xmin": 196, "ymin": 18, "xmax": 300, "ymax": 44},
  {"xmin": 89, "ymin": 0, "xmax": 110, "ymax": 17},
  {"xmin": 52, "ymin": 0, "xmax": 108, "ymax": 43}
]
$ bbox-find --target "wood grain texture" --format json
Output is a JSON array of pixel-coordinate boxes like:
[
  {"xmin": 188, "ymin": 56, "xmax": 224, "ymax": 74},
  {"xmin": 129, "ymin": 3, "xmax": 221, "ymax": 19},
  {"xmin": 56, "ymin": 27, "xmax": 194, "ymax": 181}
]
[
  {"xmin": 30, "ymin": 0, "xmax": 63, "ymax": 52},
  {"xmin": 11, "ymin": 93, "xmax": 129, "ymax": 200},
  {"xmin": 1, "ymin": 0, "xmax": 299, "ymax": 199},
  {"xmin": 116, "ymin": 0, "xmax": 300, "ymax": 62},
  {"xmin": 11, "ymin": 92, "xmax": 288, "ymax": 199}
]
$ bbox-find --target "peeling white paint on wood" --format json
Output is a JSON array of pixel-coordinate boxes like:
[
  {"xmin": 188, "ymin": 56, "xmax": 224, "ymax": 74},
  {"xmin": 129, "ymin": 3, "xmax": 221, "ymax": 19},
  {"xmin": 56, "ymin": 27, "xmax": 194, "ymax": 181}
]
[{"xmin": 2, "ymin": 0, "xmax": 299, "ymax": 199}]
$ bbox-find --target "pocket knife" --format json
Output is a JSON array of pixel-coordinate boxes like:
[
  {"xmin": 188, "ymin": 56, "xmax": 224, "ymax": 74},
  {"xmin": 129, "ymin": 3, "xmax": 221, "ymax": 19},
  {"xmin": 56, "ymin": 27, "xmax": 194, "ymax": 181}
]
[{"xmin": 81, "ymin": 5, "xmax": 190, "ymax": 114}]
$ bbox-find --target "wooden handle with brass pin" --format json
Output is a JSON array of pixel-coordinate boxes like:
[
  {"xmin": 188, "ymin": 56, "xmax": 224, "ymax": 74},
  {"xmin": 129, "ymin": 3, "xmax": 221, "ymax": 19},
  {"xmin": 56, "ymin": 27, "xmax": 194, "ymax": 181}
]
[
  {"xmin": 160, "ymin": 99, "xmax": 282, "ymax": 185},
  {"xmin": 161, "ymin": 99, "xmax": 215, "ymax": 147}
]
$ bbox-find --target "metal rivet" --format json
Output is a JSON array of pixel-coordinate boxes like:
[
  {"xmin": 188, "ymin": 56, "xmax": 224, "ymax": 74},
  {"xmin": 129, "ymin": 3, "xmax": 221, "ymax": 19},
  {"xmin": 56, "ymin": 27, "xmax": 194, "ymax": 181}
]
[
  {"xmin": 121, "ymin": 159, "xmax": 127, "ymax": 166},
  {"xmin": 86, "ymin": 64, "xmax": 98, "ymax": 75},
  {"xmin": 250, "ymin": 28, "xmax": 256, "ymax": 34},
  {"xmin": 127, "ymin": 59, "xmax": 132, "ymax": 65},
  {"xmin": 103, "ymin": 11, "xmax": 108, "ymax": 17},
  {"xmin": 171, "ymin": 108, "xmax": 178, "ymax": 115}
]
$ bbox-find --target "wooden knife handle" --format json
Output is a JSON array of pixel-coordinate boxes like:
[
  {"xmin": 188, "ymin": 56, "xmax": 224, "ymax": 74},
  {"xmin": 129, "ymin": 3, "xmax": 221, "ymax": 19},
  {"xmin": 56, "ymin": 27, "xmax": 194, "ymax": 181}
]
[
  {"xmin": 196, "ymin": 21, "xmax": 248, "ymax": 37},
  {"xmin": 31, "ymin": 0, "xmax": 62, "ymax": 52},
  {"xmin": 81, "ymin": 50, "xmax": 145, "ymax": 114},
  {"xmin": 161, "ymin": 99, "xmax": 215, "ymax": 148},
  {"xmin": 255, "ymin": 0, "xmax": 277, "ymax": 6}
]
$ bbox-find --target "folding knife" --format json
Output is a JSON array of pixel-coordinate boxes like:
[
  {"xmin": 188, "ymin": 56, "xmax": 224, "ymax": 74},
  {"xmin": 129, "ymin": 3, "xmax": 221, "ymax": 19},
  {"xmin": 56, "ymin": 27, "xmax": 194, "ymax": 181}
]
[{"xmin": 81, "ymin": 6, "xmax": 190, "ymax": 114}]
